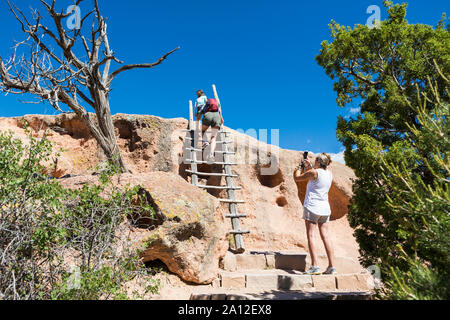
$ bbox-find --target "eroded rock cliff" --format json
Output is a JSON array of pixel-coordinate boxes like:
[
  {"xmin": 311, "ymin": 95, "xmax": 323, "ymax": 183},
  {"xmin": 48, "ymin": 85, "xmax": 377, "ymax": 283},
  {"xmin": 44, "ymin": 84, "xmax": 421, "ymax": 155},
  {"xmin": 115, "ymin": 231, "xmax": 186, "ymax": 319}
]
[{"xmin": 0, "ymin": 113, "xmax": 363, "ymax": 283}]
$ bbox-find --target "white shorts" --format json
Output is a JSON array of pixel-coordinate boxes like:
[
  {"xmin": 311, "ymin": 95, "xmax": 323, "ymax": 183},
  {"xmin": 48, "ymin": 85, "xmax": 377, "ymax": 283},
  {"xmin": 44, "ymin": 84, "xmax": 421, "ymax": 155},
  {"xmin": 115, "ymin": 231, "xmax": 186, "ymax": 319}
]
[{"xmin": 303, "ymin": 207, "xmax": 330, "ymax": 224}]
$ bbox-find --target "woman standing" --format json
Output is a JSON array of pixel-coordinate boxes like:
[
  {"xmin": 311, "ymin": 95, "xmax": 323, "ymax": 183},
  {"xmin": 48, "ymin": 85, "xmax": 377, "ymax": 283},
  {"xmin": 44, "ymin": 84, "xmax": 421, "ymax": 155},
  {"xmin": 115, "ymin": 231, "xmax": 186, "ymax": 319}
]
[{"xmin": 293, "ymin": 153, "xmax": 336, "ymax": 275}]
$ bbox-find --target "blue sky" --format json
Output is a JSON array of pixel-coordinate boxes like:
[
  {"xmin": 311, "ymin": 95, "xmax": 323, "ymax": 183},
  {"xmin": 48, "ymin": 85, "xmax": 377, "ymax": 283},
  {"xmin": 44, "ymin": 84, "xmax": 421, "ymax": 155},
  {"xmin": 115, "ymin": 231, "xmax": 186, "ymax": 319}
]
[{"xmin": 0, "ymin": 0, "xmax": 448, "ymax": 159}]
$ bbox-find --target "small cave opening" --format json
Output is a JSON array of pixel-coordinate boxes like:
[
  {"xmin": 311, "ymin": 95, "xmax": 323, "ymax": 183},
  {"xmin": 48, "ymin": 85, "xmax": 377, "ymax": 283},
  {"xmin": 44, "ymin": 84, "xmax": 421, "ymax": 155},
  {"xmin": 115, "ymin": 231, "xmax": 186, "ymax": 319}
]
[
  {"xmin": 276, "ymin": 196, "xmax": 288, "ymax": 207},
  {"xmin": 144, "ymin": 259, "xmax": 205, "ymax": 286},
  {"xmin": 115, "ymin": 119, "xmax": 142, "ymax": 152},
  {"xmin": 256, "ymin": 166, "xmax": 284, "ymax": 188},
  {"xmin": 116, "ymin": 119, "xmax": 133, "ymax": 139},
  {"xmin": 144, "ymin": 259, "xmax": 170, "ymax": 275},
  {"xmin": 61, "ymin": 118, "xmax": 91, "ymax": 139},
  {"xmin": 178, "ymin": 162, "xmax": 190, "ymax": 182},
  {"xmin": 173, "ymin": 222, "xmax": 204, "ymax": 242}
]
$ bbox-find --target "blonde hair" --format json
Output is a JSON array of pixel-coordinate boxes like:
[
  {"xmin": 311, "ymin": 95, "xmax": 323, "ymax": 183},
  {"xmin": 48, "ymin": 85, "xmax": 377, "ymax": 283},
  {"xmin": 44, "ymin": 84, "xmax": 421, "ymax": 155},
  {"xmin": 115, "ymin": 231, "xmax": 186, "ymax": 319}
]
[{"xmin": 317, "ymin": 153, "xmax": 332, "ymax": 169}]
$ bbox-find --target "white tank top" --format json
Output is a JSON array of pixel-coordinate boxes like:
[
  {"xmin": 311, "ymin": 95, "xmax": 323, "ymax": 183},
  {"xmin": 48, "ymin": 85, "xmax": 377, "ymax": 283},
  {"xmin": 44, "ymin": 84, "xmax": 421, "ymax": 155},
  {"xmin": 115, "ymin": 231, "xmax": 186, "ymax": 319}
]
[{"xmin": 303, "ymin": 168, "xmax": 333, "ymax": 216}]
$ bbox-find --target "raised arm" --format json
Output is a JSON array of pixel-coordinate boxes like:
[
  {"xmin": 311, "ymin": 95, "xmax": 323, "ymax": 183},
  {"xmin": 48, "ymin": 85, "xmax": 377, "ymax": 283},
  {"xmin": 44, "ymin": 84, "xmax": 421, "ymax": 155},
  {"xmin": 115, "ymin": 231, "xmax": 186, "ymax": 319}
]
[
  {"xmin": 293, "ymin": 159, "xmax": 317, "ymax": 182},
  {"xmin": 294, "ymin": 168, "xmax": 316, "ymax": 182}
]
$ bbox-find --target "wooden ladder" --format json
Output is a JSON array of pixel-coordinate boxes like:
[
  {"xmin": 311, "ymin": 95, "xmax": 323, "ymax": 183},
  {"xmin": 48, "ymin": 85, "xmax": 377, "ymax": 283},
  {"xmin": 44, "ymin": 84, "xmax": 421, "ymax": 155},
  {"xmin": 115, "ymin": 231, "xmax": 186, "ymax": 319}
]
[{"xmin": 184, "ymin": 84, "xmax": 248, "ymax": 253}]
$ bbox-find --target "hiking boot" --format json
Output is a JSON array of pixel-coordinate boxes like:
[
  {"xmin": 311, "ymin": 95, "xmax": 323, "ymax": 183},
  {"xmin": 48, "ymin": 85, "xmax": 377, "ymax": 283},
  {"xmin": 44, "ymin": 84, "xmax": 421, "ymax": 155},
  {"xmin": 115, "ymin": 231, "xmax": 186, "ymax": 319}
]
[
  {"xmin": 305, "ymin": 266, "xmax": 321, "ymax": 275},
  {"xmin": 323, "ymin": 267, "xmax": 337, "ymax": 275}
]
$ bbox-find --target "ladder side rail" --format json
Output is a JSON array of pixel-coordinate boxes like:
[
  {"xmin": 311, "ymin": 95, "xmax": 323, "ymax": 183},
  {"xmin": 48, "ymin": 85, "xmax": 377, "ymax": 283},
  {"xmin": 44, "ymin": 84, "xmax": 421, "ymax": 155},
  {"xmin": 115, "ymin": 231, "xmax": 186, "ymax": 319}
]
[
  {"xmin": 189, "ymin": 130, "xmax": 199, "ymax": 187},
  {"xmin": 221, "ymin": 131, "xmax": 245, "ymax": 253},
  {"xmin": 212, "ymin": 85, "xmax": 246, "ymax": 253}
]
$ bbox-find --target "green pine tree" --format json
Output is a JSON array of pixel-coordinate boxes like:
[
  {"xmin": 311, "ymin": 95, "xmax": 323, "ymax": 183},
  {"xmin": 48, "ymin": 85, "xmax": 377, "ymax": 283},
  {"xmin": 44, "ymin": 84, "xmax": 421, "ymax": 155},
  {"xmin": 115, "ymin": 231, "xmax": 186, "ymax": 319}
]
[{"xmin": 316, "ymin": 1, "xmax": 449, "ymax": 299}]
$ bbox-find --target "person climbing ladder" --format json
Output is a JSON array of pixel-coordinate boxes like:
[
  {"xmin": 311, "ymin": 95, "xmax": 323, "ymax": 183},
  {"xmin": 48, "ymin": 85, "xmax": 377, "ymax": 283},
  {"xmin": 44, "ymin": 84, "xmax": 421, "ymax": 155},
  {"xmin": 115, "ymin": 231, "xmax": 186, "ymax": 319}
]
[
  {"xmin": 187, "ymin": 86, "xmax": 248, "ymax": 253},
  {"xmin": 194, "ymin": 89, "xmax": 224, "ymax": 163}
]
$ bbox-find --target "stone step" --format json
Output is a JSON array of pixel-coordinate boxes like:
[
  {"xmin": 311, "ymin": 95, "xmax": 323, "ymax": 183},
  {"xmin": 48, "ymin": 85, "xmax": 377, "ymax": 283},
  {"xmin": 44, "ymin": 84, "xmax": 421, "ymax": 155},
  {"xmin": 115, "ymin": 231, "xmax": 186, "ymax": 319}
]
[
  {"xmin": 221, "ymin": 251, "xmax": 307, "ymax": 272},
  {"xmin": 190, "ymin": 290, "xmax": 374, "ymax": 300},
  {"xmin": 305, "ymin": 254, "xmax": 365, "ymax": 274},
  {"xmin": 217, "ymin": 269, "xmax": 375, "ymax": 292},
  {"xmin": 219, "ymin": 269, "xmax": 312, "ymax": 291}
]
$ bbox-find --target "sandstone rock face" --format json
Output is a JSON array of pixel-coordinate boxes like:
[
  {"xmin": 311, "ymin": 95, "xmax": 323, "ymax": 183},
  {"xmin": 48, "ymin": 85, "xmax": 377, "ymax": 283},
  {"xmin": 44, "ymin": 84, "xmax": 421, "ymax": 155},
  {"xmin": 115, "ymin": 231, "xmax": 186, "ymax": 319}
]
[
  {"xmin": 59, "ymin": 171, "xmax": 228, "ymax": 284},
  {"xmin": 0, "ymin": 113, "xmax": 182, "ymax": 177},
  {"xmin": 178, "ymin": 126, "xmax": 362, "ymax": 273},
  {"xmin": 0, "ymin": 113, "xmax": 364, "ymax": 275}
]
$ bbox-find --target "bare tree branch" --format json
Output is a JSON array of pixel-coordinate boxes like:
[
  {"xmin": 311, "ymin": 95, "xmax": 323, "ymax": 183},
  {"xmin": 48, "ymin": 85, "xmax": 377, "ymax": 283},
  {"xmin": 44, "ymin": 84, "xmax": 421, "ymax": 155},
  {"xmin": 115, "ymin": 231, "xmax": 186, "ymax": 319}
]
[
  {"xmin": 0, "ymin": 0, "xmax": 179, "ymax": 172},
  {"xmin": 107, "ymin": 47, "xmax": 180, "ymax": 85}
]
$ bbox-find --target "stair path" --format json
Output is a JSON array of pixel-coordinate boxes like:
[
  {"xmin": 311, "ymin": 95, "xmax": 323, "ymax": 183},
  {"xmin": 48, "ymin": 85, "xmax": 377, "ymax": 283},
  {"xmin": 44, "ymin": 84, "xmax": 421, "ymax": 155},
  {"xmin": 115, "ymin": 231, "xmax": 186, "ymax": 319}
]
[
  {"xmin": 190, "ymin": 290, "xmax": 374, "ymax": 301},
  {"xmin": 190, "ymin": 251, "xmax": 376, "ymax": 300}
]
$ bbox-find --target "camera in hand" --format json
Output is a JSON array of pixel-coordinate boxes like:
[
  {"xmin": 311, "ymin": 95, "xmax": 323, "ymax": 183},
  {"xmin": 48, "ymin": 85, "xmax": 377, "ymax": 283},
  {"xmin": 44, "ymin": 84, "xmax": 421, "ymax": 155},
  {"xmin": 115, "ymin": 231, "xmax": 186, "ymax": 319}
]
[{"xmin": 300, "ymin": 151, "xmax": 309, "ymax": 170}]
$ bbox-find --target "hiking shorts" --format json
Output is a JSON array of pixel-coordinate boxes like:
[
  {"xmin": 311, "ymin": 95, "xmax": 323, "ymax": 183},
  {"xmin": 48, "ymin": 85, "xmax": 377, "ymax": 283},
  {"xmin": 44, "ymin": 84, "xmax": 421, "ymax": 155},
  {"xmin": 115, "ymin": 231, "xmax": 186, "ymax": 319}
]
[
  {"xmin": 202, "ymin": 111, "xmax": 221, "ymax": 128},
  {"xmin": 303, "ymin": 207, "xmax": 330, "ymax": 224}
]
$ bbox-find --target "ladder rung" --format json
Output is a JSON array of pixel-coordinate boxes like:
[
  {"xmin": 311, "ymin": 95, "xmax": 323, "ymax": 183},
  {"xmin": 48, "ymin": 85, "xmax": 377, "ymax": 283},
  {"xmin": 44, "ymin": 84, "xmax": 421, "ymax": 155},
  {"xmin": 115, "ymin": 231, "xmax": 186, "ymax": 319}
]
[
  {"xmin": 225, "ymin": 214, "xmax": 247, "ymax": 218},
  {"xmin": 219, "ymin": 199, "xmax": 245, "ymax": 203},
  {"xmin": 185, "ymin": 147, "xmax": 235, "ymax": 155},
  {"xmin": 181, "ymin": 129, "xmax": 232, "ymax": 134},
  {"xmin": 229, "ymin": 230, "xmax": 250, "ymax": 234},
  {"xmin": 184, "ymin": 160, "xmax": 237, "ymax": 165},
  {"xmin": 185, "ymin": 170, "xmax": 238, "ymax": 177},
  {"xmin": 197, "ymin": 185, "xmax": 241, "ymax": 190},
  {"xmin": 184, "ymin": 137, "xmax": 233, "ymax": 144}
]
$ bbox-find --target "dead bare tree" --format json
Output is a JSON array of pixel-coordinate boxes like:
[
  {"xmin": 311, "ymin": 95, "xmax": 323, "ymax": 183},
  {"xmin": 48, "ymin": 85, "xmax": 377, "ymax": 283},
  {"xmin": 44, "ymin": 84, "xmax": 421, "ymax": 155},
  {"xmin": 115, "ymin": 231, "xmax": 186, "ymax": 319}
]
[{"xmin": 0, "ymin": 0, "xmax": 179, "ymax": 173}]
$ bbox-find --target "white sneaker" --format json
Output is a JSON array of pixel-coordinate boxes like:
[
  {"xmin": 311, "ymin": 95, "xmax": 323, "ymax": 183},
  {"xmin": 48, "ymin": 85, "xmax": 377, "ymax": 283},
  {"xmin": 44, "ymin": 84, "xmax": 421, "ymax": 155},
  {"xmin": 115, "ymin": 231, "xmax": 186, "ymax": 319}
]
[
  {"xmin": 323, "ymin": 267, "xmax": 337, "ymax": 275},
  {"xmin": 305, "ymin": 266, "xmax": 321, "ymax": 275}
]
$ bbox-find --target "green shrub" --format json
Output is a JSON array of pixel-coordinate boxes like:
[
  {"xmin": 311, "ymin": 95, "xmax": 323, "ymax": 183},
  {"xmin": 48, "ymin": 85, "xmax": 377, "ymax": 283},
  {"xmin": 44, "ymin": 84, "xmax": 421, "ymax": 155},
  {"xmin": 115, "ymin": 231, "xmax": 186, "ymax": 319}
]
[
  {"xmin": 377, "ymin": 76, "xmax": 450, "ymax": 299},
  {"xmin": 0, "ymin": 123, "xmax": 159, "ymax": 300}
]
